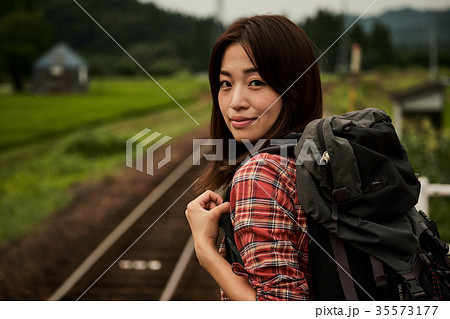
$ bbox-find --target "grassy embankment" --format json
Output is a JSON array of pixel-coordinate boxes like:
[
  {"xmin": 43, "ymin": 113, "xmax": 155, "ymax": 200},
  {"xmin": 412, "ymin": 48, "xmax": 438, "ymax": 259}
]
[{"xmin": 0, "ymin": 75, "xmax": 211, "ymax": 244}]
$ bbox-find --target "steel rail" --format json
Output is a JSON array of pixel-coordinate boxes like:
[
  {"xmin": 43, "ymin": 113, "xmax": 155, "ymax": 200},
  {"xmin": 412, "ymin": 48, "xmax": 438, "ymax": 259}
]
[{"xmin": 48, "ymin": 151, "xmax": 197, "ymax": 301}]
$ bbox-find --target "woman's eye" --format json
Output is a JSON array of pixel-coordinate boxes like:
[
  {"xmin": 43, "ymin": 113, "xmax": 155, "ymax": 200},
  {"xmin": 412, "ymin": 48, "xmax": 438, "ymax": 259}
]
[
  {"xmin": 249, "ymin": 80, "xmax": 264, "ymax": 87},
  {"xmin": 219, "ymin": 80, "xmax": 231, "ymax": 88}
]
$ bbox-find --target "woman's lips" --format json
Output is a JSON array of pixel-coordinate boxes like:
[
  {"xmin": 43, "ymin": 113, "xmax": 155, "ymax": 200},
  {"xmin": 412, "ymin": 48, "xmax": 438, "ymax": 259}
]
[{"xmin": 230, "ymin": 118, "xmax": 256, "ymax": 128}]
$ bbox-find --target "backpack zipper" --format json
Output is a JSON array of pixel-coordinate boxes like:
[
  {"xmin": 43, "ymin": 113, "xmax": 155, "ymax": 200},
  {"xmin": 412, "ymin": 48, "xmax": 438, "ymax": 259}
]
[
  {"xmin": 316, "ymin": 119, "xmax": 333, "ymax": 186},
  {"xmin": 316, "ymin": 119, "xmax": 338, "ymax": 220},
  {"xmin": 316, "ymin": 118, "xmax": 326, "ymax": 152},
  {"xmin": 316, "ymin": 119, "xmax": 330, "ymax": 164},
  {"xmin": 320, "ymin": 151, "xmax": 330, "ymax": 165}
]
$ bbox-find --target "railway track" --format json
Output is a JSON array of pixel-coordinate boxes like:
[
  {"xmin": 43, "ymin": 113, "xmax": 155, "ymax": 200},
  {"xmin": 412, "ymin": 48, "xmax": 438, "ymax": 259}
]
[{"xmin": 47, "ymin": 140, "xmax": 220, "ymax": 301}]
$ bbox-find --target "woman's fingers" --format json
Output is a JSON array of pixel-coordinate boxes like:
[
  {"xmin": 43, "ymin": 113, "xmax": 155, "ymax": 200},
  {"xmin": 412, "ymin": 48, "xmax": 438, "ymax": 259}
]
[
  {"xmin": 210, "ymin": 202, "xmax": 231, "ymax": 219},
  {"xmin": 198, "ymin": 190, "xmax": 224, "ymax": 205},
  {"xmin": 185, "ymin": 192, "xmax": 230, "ymax": 247},
  {"xmin": 189, "ymin": 190, "xmax": 223, "ymax": 211}
]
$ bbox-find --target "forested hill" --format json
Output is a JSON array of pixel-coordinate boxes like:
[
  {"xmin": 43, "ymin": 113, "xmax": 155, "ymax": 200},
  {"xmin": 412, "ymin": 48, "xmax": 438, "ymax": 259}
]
[
  {"xmin": 37, "ymin": 0, "xmax": 222, "ymax": 75},
  {"xmin": 350, "ymin": 8, "xmax": 450, "ymax": 50},
  {"xmin": 0, "ymin": 0, "xmax": 449, "ymax": 88}
]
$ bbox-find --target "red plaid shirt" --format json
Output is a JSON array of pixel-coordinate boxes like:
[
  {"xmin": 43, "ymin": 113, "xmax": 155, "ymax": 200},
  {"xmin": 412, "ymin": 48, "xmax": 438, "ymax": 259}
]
[{"xmin": 219, "ymin": 153, "xmax": 311, "ymax": 300}]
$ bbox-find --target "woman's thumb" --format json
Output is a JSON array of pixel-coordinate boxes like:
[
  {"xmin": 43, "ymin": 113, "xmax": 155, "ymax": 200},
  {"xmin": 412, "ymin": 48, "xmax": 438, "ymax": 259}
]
[{"xmin": 210, "ymin": 201, "xmax": 230, "ymax": 219}]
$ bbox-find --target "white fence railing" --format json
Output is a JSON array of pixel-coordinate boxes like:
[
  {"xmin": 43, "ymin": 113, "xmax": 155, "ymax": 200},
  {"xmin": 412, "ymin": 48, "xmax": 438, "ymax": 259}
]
[{"xmin": 416, "ymin": 177, "xmax": 450, "ymax": 214}]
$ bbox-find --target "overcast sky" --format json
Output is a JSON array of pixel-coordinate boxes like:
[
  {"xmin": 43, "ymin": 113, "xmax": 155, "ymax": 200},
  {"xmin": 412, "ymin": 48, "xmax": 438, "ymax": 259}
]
[{"xmin": 140, "ymin": 0, "xmax": 450, "ymax": 24}]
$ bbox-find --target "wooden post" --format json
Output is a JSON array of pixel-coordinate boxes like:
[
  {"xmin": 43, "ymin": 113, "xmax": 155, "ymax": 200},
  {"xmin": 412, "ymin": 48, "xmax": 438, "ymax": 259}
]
[
  {"xmin": 393, "ymin": 103, "xmax": 403, "ymax": 140},
  {"xmin": 348, "ymin": 43, "xmax": 362, "ymax": 112}
]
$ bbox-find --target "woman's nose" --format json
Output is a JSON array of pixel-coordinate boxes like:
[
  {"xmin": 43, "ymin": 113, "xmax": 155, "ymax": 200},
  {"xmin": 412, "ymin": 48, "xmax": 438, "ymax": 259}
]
[{"xmin": 230, "ymin": 86, "xmax": 250, "ymax": 110}]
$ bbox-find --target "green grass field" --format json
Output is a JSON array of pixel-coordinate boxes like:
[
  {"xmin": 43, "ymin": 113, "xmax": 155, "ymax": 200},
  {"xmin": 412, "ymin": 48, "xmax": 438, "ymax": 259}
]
[
  {"xmin": 0, "ymin": 75, "xmax": 211, "ymax": 244},
  {"xmin": 0, "ymin": 74, "xmax": 208, "ymax": 151},
  {"xmin": 0, "ymin": 68, "xmax": 449, "ymax": 245}
]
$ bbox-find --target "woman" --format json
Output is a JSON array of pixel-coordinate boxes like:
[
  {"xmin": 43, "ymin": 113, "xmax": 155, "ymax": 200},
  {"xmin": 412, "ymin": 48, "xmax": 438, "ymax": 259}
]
[{"xmin": 185, "ymin": 15, "xmax": 323, "ymax": 301}]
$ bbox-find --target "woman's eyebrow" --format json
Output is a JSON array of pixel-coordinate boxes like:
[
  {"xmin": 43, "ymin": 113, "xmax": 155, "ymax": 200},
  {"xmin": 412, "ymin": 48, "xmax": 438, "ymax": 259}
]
[
  {"xmin": 243, "ymin": 67, "xmax": 259, "ymax": 74},
  {"xmin": 220, "ymin": 67, "xmax": 259, "ymax": 77},
  {"xmin": 219, "ymin": 70, "xmax": 231, "ymax": 76}
]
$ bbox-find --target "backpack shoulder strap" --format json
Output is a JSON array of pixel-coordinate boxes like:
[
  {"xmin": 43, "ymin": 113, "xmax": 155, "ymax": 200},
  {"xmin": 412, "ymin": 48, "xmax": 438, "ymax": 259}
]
[
  {"xmin": 220, "ymin": 213, "xmax": 244, "ymax": 266},
  {"xmin": 219, "ymin": 186, "xmax": 244, "ymax": 266},
  {"xmin": 329, "ymin": 232, "xmax": 358, "ymax": 300}
]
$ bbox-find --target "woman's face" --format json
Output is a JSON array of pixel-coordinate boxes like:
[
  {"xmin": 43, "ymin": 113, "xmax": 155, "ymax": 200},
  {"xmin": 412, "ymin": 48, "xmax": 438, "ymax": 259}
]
[{"xmin": 218, "ymin": 42, "xmax": 283, "ymax": 143}]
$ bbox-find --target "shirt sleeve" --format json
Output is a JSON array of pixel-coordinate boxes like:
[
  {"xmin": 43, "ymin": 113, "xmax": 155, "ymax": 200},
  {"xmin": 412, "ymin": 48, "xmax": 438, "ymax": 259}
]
[{"xmin": 229, "ymin": 153, "xmax": 310, "ymax": 301}]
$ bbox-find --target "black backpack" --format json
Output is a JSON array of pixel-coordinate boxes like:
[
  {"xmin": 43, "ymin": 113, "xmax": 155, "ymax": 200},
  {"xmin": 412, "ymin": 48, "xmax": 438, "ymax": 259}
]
[{"xmin": 219, "ymin": 108, "xmax": 450, "ymax": 300}]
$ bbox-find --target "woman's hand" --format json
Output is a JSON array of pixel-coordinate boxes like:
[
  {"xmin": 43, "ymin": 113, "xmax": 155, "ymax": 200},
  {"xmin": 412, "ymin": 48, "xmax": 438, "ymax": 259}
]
[
  {"xmin": 185, "ymin": 190, "xmax": 256, "ymax": 300},
  {"xmin": 185, "ymin": 190, "xmax": 230, "ymax": 259}
]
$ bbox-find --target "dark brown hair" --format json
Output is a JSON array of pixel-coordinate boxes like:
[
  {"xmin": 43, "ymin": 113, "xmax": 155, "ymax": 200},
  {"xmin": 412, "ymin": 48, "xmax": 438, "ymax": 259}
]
[{"xmin": 198, "ymin": 15, "xmax": 323, "ymax": 191}]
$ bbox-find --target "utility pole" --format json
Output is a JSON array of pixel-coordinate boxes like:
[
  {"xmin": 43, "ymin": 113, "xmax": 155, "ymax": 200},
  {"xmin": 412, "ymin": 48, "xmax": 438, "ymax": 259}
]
[
  {"xmin": 336, "ymin": 0, "xmax": 349, "ymax": 73},
  {"xmin": 429, "ymin": 14, "xmax": 438, "ymax": 80},
  {"xmin": 211, "ymin": 0, "xmax": 224, "ymax": 47},
  {"xmin": 216, "ymin": 0, "xmax": 223, "ymax": 26}
]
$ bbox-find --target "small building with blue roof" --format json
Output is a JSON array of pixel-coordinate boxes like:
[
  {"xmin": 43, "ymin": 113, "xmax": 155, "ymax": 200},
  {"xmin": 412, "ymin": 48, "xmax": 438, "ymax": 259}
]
[{"xmin": 32, "ymin": 43, "xmax": 88, "ymax": 93}]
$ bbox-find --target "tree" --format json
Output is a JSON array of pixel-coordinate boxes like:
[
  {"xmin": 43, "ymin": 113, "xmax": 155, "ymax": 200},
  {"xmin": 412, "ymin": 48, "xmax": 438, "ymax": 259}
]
[
  {"xmin": 0, "ymin": 10, "xmax": 51, "ymax": 92},
  {"xmin": 35, "ymin": 0, "xmax": 220, "ymax": 75},
  {"xmin": 367, "ymin": 21, "xmax": 395, "ymax": 67},
  {"xmin": 301, "ymin": 10, "xmax": 344, "ymax": 72},
  {"xmin": 349, "ymin": 24, "xmax": 367, "ymax": 49},
  {"xmin": 349, "ymin": 23, "xmax": 369, "ymax": 69},
  {"xmin": 0, "ymin": 0, "xmax": 38, "ymax": 19}
]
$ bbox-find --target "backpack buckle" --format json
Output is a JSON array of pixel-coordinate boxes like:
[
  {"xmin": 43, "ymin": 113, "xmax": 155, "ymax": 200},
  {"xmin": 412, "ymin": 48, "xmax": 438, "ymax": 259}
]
[
  {"xmin": 332, "ymin": 187, "xmax": 350, "ymax": 203},
  {"xmin": 401, "ymin": 273, "xmax": 426, "ymax": 300},
  {"xmin": 426, "ymin": 229, "xmax": 449, "ymax": 253}
]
